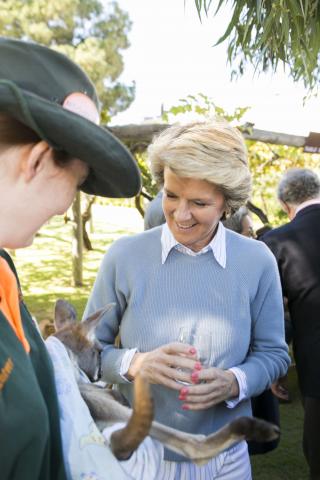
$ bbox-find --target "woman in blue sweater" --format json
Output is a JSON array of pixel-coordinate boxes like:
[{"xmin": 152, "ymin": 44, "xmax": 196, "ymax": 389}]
[{"xmin": 84, "ymin": 120, "xmax": 290, "ymax": 479}]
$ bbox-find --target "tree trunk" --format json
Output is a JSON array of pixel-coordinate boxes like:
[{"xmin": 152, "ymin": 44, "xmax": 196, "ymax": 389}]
[
  {"xmin": 82, "ymin": 195, "xmax": 96, "ymax": 251},
  {"xmin": 135, "ymin": 194, "xmax": 145, "ymax": 218},
  {"xmin": 72, "ymin": 192, "xmax": 83, "ymax": 287},
  {"xmin": 247, "ymin": 201, "xmax": 270, "ymax": 225}
]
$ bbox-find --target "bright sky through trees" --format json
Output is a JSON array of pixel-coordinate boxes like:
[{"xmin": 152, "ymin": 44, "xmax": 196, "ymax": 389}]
[{"xmin": 110, "ymin": 0, "xmax": 319, "ymax": 136}]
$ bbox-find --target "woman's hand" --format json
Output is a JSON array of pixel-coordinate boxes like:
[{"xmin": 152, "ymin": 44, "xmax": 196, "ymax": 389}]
[
  {"xmin": 127, "ymin": 342, "xmax": 200, "ymax": 391},
  {"xmin": 178, "ymin": 367, "xmax": 239, "ymax": 410}
]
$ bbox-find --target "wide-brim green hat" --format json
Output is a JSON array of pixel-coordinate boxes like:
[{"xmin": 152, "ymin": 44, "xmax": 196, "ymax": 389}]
[{"xmin": 0, "ymin": 37, "xmax": 141, "ymax": 198}]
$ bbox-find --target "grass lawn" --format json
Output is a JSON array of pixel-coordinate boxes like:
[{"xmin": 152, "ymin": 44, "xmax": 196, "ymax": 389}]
[
  {"xmin": 251, "ymin": 367, "xmax": 308, "ymax": 479},
  {"xmin": 13, "ymin": 204, "xmax": 144, "ymax": 321},
  {"xmin": 12, "ymin": 204, "xmax": 308, "ymax": 479}
]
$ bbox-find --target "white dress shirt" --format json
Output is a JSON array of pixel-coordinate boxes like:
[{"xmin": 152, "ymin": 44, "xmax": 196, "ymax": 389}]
[{"xmin": 295, "ymin": 198, "xmax": 320, "ymax": 216}]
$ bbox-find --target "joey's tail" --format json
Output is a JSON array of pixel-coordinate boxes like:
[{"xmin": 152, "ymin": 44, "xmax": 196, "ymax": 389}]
[{"xmin": 110, "ymin": 373, "xmax": 154, "ymax": 460}]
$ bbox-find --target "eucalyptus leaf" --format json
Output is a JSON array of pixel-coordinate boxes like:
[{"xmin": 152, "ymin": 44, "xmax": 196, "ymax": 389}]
[{"xmin": 193, "ymin": 0, "xmax": 320, "ymax": 90}]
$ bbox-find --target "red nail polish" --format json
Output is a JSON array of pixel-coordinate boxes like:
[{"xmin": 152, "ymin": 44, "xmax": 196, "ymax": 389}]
[
  {"xmin": 182, "ymin": 404, "xmax": 189, "ymax": 410},
  {"xmin": 181, "ymin": 387, "xmax": 189, "ymax": 395},
  {"xmin": 191, "ymin": 372, "xmax": 199, "ymax": 383},
  {"xmin": 189, "ymin": 347, "xmax": 196, "ymax": 354},
  {"xmin": 179, "ymin": 395, "xmax": 186, "ymax": 401},
  {"xmin": 194, "ymin": 362, "xmax": 202, "ymax": 371}
]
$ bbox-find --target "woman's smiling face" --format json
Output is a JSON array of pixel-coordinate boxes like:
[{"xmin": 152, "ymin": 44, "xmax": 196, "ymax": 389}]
[{"xmin": 162, "ymin": 167, "xmax": 226, "ymax": 252}]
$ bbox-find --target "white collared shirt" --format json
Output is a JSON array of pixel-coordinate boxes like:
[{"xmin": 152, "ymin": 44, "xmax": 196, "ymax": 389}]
[
  {"xmin": 161, "ymin": 221, "xmax": 226, "ymax": 267},
  {"xmin": 295, "ymin": 198, "xmax": 320, "ymax": 216}
]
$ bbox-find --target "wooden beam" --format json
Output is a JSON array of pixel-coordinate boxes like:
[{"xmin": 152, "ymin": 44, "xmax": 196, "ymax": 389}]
[
  {"xmin": 107, "ymin": 123, "xmax": 306, "ymax": 148},
  {"xmin": 107, "ymin": 124, "xmax": 166, "ymax": 146},
  {"xmin": 245, "ymin": 128, "xmax": 305, "ymax": 147}
]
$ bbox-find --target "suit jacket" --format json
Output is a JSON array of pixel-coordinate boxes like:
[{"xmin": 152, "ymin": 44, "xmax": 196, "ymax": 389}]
[{"xmin": 262, "ymin": 204, "xmax": 320, "ymax": 396}]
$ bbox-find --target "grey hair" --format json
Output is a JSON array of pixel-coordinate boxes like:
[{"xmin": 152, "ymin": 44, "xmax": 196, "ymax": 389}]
[
  {"xmin": 147, "ymin": 119, "xmax": 252, "ymax": 215},
  {"xmin": 278, "ymin": 168, "xmax": 320, "ymax": 205},
  {"xmin": 222, "ymin": 206, "xmax": 249, "ymax": 233}
]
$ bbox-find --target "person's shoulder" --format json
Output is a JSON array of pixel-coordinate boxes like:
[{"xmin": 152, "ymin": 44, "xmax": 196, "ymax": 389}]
[
  {"xmin": 226, "ymin": 229, "xmax": 262, "ymax": 250},
  {"xmin": 144, "ymin": 192, "xmax": 165, "ymax": 230},
  {"xmin": 106, "ymin": 226, "xmax": 162, "ymax": 257},
  {"xmin": 261, "ymin": 223, "xmax": 291, "ymax": 247},
  {"xmin": 226, "ymin": 229, "xmax": 276, "ymax": 264},
  {"xmin": 0, "ymin": 248, "xmax": 14, "ymax": 264},
  {"xmin": 0, "ymin": 249, "xmax": 19, "ymax": 281},
  {"xmin": 264, "ymin": 222, "xmax": 290, "ymax": 238}
]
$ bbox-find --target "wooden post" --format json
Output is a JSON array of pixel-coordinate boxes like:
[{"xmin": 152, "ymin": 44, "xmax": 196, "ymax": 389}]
[{"xmin": 72, "ymin": 191, "xmax": 83, "ymax": 287}]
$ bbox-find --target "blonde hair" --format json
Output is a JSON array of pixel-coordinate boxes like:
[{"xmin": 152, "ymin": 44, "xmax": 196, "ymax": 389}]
[{"xmin": 148, "ymin": 119, "xmax": 251, "ymax": 214}]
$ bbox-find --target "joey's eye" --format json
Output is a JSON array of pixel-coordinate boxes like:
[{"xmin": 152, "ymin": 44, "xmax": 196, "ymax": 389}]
[{"xmin": 194, "ymin": 201, "xmax": 206, "ymax": 207}]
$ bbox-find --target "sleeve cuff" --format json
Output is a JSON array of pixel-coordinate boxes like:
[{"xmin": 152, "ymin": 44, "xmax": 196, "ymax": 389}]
[
  {"xmin": 119, "ymin": 348, "xmax": 138, "ymax": 383},
  {"xmin": 226, "ymin": 367, "xmax": 248, "ymax": 408}
]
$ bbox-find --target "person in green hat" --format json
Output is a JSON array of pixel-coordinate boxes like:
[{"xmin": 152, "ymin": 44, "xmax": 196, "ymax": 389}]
[{"xmin": 0, "ymin": 37, "xmax": 141, "ymax": 480}]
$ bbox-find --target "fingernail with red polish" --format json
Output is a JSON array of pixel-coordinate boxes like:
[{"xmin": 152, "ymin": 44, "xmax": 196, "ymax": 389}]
[
  {"xmin": 182, "ymin": 404, "xmax": 189, "ymax": 410},
  {"xmin": 189, "ymin": 347, "xmax": 196, "ymax": 355},
  {"xmin": 194, "ymin": 362, "xmax": 202, "ymax": 371},
  {"xmin": 191, "ymin": 372, "xmax": 199, "ymax": 383},
  {"xmin": 180, "ymin": 387, "xmax": 189, "ymax": 395},
  {"xmin": 179, "ymin": 395, "xmax": 186, "ymax": 401}
]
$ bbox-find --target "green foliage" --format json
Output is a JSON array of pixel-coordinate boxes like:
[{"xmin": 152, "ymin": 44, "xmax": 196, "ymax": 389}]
[
  {"xmin": 162, "ymin": 93, "xmax": 250, "ymax": 125},
  {"xmin": 248, "ymin": 141, "xmax": 320, "ymax": 225},
  {"xmin": 135, "ymin": 152, "xmax": 159, "ymax": 199},
  {"xmin": 0, "ymin": 0, "xmax": 134, "ymax": 121},
  {"xmin": 251, "ymin": 366, "xmax": 308, "ymax": 479},
  {"xmin": 194, "ymin": 1, "xmax": 320, "ymax": 91}
]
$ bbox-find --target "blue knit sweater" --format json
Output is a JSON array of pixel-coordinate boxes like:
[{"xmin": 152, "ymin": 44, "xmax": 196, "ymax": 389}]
[{"xmin": 84, "ymin": 226, "xmax": 290, "ymax": 462}]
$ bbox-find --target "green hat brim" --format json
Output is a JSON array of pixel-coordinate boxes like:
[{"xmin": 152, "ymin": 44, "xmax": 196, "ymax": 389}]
[{"xmin": 0, "ymin": 82, "xmax": 141, "ymax": 198}]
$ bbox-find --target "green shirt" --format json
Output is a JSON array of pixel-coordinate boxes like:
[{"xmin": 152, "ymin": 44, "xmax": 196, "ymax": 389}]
[{"xmin": 0, "ymin": 250, "xmax": 67, "ymax": 480}]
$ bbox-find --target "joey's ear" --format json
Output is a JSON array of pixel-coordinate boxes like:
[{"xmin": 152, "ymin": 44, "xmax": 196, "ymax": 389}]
[
  {"xmin": 22, "ymin": 141, "xmax": 51, "ymax": 182},
  {"xmin": 54, "ymin": 299, "xmax": 77, "ymax": 330},
  {"xmin": 82, "ymin": 303, "xmax": 116, "ymax": 336}
]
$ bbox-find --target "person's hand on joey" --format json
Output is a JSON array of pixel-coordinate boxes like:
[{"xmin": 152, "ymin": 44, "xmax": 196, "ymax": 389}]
[
  {"xmin": 127, "ymin": 342, "xmax": 200, "ymax": 389},
  {"xmin": 178, "ymin": 366, "xmax": 239, "ymax": 411}
]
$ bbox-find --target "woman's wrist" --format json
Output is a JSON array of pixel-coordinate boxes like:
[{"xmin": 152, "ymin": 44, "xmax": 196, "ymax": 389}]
[
  {"xmin": 126, "ymin": 352, "xmax": 146, "ymax": 381},
  {"xmin": 225, "ymin": 370, "xmax": 240, "ymax": 399}
]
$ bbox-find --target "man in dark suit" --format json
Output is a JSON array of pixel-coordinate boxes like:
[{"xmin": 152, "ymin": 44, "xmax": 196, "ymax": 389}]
[{"xmin": 262, "ymin": 168, "xmax": 320, "ymax": 480}]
